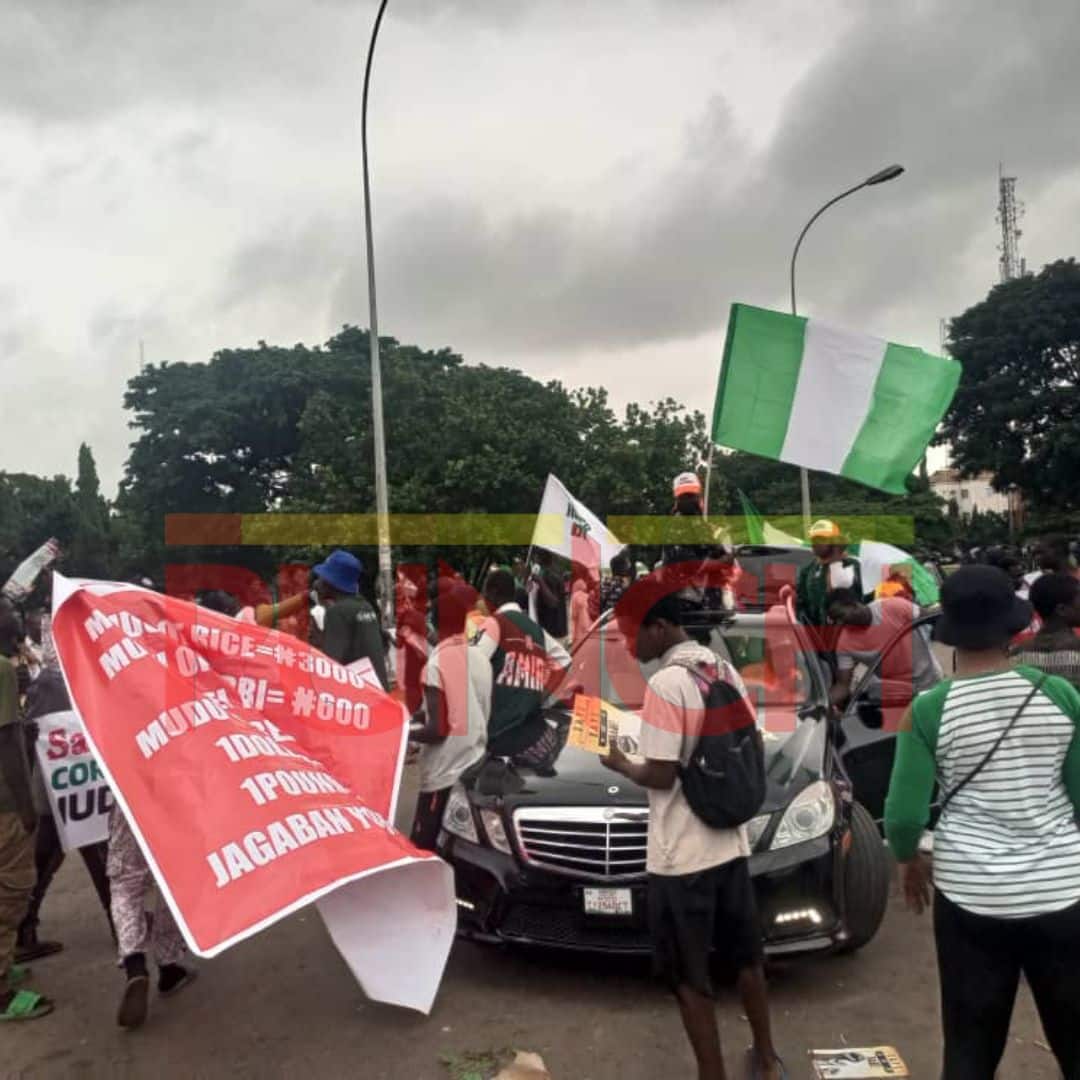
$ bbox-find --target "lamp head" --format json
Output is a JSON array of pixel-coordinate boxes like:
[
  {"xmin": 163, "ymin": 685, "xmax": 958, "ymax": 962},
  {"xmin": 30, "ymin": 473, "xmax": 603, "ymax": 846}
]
[{"xmin": 865, "ymin": 164, "xmax": 905, "ymax": 186}]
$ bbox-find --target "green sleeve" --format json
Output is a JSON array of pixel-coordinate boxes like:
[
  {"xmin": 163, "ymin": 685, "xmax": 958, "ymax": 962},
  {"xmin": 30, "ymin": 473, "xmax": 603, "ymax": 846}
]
[
  {"xmin": 1064, "ymin": 720, "xmax": 1080, "ymax": 816},
  {"xmin": 1027, "ymin": 669, "xmax": 1080, "ymax": 814},
  {"xmin": 884, "ymin": 681, "xmax": 947, "ymax": 860}
]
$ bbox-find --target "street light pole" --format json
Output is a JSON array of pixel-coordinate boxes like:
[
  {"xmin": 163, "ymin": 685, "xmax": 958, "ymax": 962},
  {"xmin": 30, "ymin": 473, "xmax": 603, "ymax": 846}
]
[
  {"xmin": 788, "ymin": 164, "xmax": 905, "ymax": 536},
  {"xmin": 362, "ymin": 0, "xmax": 393, "ymax": 627}
]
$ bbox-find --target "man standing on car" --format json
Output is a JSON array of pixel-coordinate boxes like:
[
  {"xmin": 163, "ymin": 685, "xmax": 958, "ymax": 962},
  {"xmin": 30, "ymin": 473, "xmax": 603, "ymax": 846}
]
[
  {"xmin": 661, "ymin": 471, "xmax": 738, "ymax": 618},
  {"xmin": 474, "ymin": 569, "xmax": 571, "ymax": 770},
  {"xmin": 602, "ymin": 593, "xmax": 784, "ymax": 1080},
  {"xmin": 796, "ymin": 520, "xmax": 862, "ymax": 631},
  {"xmin": 314, "ymin": 550, "xmax": 389, "ymax": 690}
]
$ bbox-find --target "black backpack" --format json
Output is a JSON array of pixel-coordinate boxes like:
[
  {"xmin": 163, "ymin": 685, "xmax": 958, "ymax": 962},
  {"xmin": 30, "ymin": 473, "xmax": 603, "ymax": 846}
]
[{"xmin": 676, "ymin": 662, "xmax": 767, "ymax": 828}]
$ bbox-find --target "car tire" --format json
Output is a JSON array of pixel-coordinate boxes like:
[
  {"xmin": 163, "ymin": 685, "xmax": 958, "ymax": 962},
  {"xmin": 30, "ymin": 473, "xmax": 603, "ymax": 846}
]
[{"xmin": 840, "ymin": 801, "xmax": 891, "ymax": 953}]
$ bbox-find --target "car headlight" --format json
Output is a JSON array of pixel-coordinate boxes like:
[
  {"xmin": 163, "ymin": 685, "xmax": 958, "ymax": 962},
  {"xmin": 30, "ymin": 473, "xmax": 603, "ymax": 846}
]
[
  {"xmin": 441, "ymin": 784, "xmax": 479, "ymax": 844},
  {"xmin": 479, "ymin": 809, "xmax": 512, "ymax": 854},
  {"xmin": 770, "ymin": 781, "xmax": 835, "ymax": 851}
]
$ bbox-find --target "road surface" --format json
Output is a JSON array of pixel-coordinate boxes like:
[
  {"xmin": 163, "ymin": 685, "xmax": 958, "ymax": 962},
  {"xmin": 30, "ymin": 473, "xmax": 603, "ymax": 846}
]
[{"xmin": 6, "ymin": 765, "xmax": 1061, "ymax": 1079}]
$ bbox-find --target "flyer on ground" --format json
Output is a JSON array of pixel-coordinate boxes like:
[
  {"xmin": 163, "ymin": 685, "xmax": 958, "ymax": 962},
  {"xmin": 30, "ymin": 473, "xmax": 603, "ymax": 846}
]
[
  {"xmin": 50, "ymin": 575, "xmax": 456, "ymax": 1013},
  {"xmin": 810, "ymin": 1047, "xmax": 909, "ymax": 1078}
]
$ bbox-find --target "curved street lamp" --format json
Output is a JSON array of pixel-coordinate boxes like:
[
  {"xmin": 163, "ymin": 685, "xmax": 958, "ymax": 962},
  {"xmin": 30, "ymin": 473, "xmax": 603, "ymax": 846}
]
[
  {"xmin": 362, "ymin": 0, "xmax": 393, "ymax": 626},
  {"xmin": 789, "ymin": 164, "xmax": 905, "ymax": 532}
]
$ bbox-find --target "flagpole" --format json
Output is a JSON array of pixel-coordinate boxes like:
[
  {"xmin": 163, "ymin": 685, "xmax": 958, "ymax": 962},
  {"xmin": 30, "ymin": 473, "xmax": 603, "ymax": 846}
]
[
  {"xmin": 788, "ymin": 164, "xmax": 905, "ymax": 537},
  {"xmin": 362, "ymin": 0, "xmax": 394, "ymax": 628},
  {"xmin": 703, "ymin": 443, "xmax": 715, "ymax": 520}
]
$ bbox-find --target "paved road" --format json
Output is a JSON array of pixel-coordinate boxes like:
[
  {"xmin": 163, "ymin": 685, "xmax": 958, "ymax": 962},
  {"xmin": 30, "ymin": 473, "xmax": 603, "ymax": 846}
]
[{"xmin": 6, "ymin": 768, "xmax": 1062, "ymax": 1079}]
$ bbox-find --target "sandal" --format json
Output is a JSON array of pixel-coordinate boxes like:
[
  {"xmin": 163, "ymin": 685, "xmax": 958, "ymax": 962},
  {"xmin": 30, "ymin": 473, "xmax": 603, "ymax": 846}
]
[
  {"xmin": 15, "ymin": 939, "xmax": 63, "ymax": 964},
  {"xmin": 6, "ymin": 964, "xmax": 30, "ymax": 990},
  {"xmin": 0, "ymin": 989, "xmax": 55, "ymax": 1022},
  {"xmin": 117, "ymin": 975, "xmax": 149, "ymax": 1029}
]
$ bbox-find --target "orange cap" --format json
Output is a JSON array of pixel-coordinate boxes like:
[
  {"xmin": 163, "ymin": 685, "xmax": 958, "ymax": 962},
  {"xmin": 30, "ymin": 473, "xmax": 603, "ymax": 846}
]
[{"xmin": 673, "ymin": 471, "xmax": 703, "ymax": 497}]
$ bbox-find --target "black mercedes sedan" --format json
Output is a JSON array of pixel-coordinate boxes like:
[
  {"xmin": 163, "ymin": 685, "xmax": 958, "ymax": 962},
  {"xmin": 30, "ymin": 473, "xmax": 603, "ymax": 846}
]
[{"xmin": 437, "ymin": 585, "xmax": 936, "ymax": 959}]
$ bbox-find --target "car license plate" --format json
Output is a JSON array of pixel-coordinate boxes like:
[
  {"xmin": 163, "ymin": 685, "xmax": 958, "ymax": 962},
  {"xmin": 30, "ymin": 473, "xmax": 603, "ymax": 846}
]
[{"xmin": 582, "ymin": 887, "xmax": 633, "ymax": 917}]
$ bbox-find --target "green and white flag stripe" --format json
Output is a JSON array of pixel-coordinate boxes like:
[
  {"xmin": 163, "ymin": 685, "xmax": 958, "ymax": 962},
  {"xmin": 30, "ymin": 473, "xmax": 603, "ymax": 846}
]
[{"xmin": 712, "ymin": 304, "xmax": 961, "ymax": 494}]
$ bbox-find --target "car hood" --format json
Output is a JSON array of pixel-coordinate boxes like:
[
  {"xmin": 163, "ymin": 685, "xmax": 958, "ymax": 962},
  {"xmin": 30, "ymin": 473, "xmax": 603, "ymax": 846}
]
[{"xmin": 467, "ymin": 706, "xmax": 829, "ymax": 817}]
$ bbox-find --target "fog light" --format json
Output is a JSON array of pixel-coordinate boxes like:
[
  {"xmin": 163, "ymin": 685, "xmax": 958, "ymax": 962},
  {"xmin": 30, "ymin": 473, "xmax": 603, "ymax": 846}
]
[{"xmin": 773, "ymin": 907, "xmax": 822, "ymax": 927}]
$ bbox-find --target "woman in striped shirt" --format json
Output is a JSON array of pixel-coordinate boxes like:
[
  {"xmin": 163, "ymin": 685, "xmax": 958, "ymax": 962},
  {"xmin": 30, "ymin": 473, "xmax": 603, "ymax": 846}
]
[{"xmin": 885, "ymin": 565, "xmax": 1080, "ymax": 1080}]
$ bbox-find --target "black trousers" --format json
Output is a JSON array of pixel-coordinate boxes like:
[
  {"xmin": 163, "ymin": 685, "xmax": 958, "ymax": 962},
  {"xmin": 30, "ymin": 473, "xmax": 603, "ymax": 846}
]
[
  {"xmin": 17, "ymin": 813, "xmax": 114, "ymax": 942},
  {"xmin": 410, "ymin": 789, "xmax": 452, "ymax": 853},
  {"xmin": 934, "ymin": 889, "xmax": 1080, "ymax": 1079}
]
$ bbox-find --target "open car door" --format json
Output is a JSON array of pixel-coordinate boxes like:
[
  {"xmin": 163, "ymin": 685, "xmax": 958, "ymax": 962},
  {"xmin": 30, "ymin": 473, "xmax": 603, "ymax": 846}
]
[{"xmin": 839, "ymin": 611, "xmax": 942, "ymax": 823}]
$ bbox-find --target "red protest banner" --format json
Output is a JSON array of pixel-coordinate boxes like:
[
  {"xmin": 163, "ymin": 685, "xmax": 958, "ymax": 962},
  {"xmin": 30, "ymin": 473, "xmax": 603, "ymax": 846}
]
[{"xmin": 50, "ymin": 576, "xmax": 455, "ymax": 1012}]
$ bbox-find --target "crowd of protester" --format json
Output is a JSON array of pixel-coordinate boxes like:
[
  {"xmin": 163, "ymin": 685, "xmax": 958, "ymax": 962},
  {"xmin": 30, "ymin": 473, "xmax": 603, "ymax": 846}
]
[{"xmin": 4, "ymin": 487, "xmax": 1080, "ymax": 1078}]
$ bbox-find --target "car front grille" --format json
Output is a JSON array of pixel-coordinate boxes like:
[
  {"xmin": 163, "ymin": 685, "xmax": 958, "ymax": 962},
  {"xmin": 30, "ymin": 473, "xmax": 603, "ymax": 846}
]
[
  {"xmin": 500, "ymin": 902, "xmax": 651, "ymax": 952},
  {"xmin": 512, "ymin": 806, "xmax": 648, "ymax": 881}
]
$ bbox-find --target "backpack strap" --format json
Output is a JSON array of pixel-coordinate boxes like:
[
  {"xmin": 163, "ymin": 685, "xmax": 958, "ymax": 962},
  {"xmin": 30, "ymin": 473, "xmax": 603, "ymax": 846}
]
[
  {"xmin": 937, "ymin": 672, "xmax": 1047, "ymax": 815},
  {"xmin": 669, "ymin": 659, "xmax": 755, "ymax": 736}
]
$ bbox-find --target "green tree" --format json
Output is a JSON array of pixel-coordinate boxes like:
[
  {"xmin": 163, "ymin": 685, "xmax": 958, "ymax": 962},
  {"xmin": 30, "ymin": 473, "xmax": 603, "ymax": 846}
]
[
  {"xmin": 67, "ymin": 444, "xmax": 112, "ymax": 578},
  {"xmin": 941, "ymin": 258, "xmax": 1080, "ymax": 516},
  {"xmin": 0, "ymin": 473, "xmax": 79, "ymax": 585},
  {"xmin": 116, "ymin": 327, "xmax": 713, "ymax": 579}
]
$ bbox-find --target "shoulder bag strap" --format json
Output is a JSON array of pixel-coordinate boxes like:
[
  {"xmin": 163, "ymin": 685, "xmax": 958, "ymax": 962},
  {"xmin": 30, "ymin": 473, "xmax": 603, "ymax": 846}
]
[{"xmin": 938, "ymin": 672, "xmax": 1047, "ymax": 815}]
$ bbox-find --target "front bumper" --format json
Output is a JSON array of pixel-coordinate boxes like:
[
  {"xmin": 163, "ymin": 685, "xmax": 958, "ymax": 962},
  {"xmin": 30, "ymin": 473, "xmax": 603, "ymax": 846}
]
[{"xmin": 443, "ymin": 830, "xmax": 846, "ymax": 958}]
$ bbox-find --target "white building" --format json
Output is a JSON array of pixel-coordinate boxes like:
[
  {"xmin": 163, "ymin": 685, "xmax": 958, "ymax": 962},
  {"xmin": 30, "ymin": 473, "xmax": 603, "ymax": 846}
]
[{"xmin": 929, "ymin": 468, "xmax": 1010, "ymax": 518}]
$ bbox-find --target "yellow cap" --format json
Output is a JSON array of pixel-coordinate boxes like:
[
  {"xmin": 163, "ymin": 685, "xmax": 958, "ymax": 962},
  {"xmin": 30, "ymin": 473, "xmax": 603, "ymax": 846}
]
[{"xmin": 808, "ymin": 519, "xmax": 842, "ymax": 541}]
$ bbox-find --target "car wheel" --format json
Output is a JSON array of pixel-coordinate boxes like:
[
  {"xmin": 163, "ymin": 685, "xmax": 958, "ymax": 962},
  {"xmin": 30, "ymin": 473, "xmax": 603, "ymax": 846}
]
[{"xmin": 840, "ymin": 801, "xmax": 891, "ymax": 952}]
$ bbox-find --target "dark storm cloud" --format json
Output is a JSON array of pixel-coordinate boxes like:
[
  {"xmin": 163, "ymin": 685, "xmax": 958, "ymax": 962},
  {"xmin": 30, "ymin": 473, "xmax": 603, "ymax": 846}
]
[
  {"xmin": 0, "ymin": 0, "xmax": 723, "ymax": 124},
  {"xmin": 0, "ymin": 0, "xmax": 356, "ymax": 123},
  {"xmin": 7, "ymin": 0, "xmax": 1080, "ymax": 493},
  {"xmin": 334, "ymin": 0, "xmax": 1080, "ymax": 352}
]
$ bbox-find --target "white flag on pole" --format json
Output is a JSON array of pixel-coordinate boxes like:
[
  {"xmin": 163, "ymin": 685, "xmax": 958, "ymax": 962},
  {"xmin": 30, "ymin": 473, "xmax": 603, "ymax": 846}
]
[{"xmin": 530, "ymin": 474, "xmax": 625, "ymax": 571}]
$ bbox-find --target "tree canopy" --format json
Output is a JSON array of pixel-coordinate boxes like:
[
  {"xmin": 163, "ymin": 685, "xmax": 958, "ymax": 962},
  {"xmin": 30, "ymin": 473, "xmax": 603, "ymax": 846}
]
[
  {"xmin": 0, "ymin": 444, "xmax": 114, "ymax": 593},
  {"xmin": 941, "ymin": 258, "xmax": 1080, "ymax": 515},
  {"xmin": 116, "ymin": 327, "xmax": 712, "ymax": 575}
]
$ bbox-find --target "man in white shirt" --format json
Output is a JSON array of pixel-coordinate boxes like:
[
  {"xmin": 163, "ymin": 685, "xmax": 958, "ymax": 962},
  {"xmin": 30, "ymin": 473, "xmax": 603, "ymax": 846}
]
[
  {"xmin": 410, "ymin": 584, "xmax": 492, "ymax": 851},
  {"xmin": 603, "ymin": 593, "xmax": 783, "ymax": 1080}
]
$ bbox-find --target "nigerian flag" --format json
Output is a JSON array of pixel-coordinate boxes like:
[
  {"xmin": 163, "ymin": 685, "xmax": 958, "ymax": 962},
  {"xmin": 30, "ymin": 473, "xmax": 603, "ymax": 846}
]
[{"xmin": 713, "ymin": 304, "xmax": 960, "ymax": 494}]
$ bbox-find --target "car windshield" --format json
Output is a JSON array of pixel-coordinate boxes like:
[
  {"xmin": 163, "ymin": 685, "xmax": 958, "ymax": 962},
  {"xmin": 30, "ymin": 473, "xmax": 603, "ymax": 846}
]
[
  {"xmin": 557, "ymin": 616, "xmax": 814, "ymax": 732},
  {"xmin": 548, "ymin": 612, "xmax": 828, "ymax": 801}
]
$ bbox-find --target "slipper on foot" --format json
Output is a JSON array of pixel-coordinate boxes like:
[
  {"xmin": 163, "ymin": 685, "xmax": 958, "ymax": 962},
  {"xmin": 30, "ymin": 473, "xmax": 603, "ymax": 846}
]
[
  {"xmin": 0, "ymin": 989, "xmax": 55, "ymax": 1022},
  {"xmin": 117, "ymin": 975, "xmax": 149, "ymax": 1029}
]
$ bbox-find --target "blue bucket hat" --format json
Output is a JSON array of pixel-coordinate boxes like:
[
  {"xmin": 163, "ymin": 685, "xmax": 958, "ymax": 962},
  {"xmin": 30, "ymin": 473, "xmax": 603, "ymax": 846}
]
[{"xmin": 313, "ymin": 550, "xmax": 363, "ymax": 596}]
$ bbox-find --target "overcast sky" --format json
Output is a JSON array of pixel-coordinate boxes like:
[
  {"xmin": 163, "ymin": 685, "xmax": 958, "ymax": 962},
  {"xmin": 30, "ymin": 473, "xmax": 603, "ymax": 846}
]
[{"xmin": 5, "ymin": 0, "xmax": 1079, "ymax": 494}]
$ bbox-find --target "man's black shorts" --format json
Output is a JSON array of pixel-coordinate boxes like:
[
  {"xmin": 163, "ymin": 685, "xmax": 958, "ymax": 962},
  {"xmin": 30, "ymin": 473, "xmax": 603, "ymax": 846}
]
[{"xmin": 647, "ymin": 857, "xmax": 762, "ymax": 997}]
